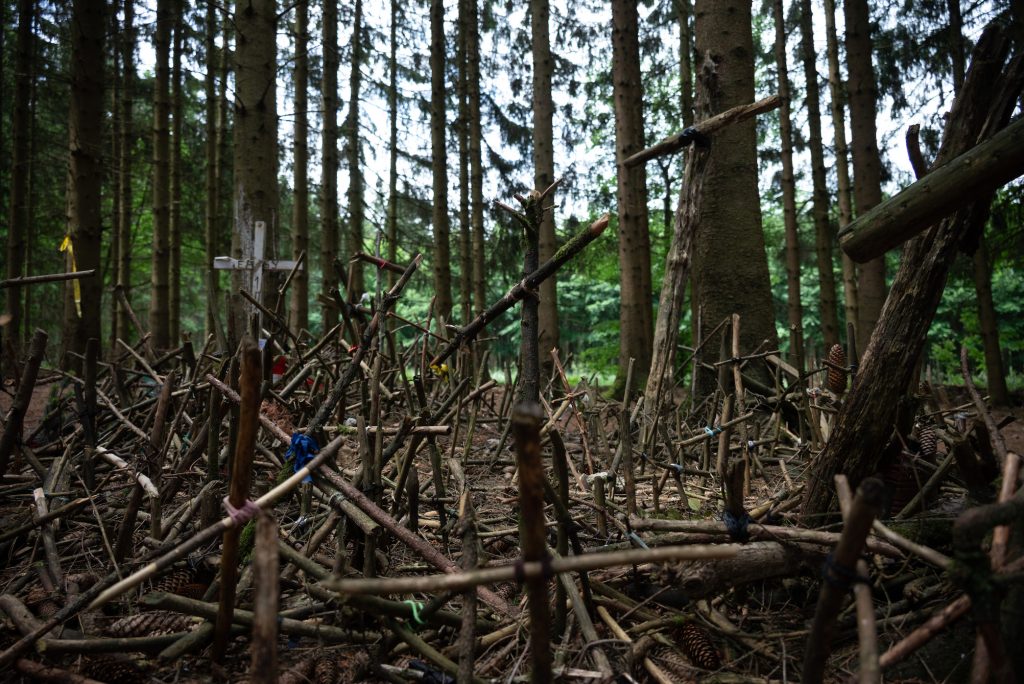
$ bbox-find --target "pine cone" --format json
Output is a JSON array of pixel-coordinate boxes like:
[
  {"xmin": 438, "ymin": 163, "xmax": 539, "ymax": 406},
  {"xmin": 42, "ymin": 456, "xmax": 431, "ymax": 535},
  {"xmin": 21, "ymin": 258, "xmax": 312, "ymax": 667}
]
[
  {"xmin": 314, "ymin": 655, "xmax": 339, "ymax": 684},
  {"xmin": 680, "ymin": 622, "xmax": 721, "ymax": 670},
  {"xmin": 106, "ymin": 610, "xmax": 194, "ymax": 637},
  {"xmin": 826, "ymin": 344, "xmax": 848, "ymax": 394},
  {"xmin": 918, "ymin": 420, "xmax": 937, "ymax": 458},
  {"xmin": 79, "ymin": 656, "xmax": 146, "ymax": 684},
  {"xmin": 649, "ymin": 645, "xmax": 700, "ymax": 683}
]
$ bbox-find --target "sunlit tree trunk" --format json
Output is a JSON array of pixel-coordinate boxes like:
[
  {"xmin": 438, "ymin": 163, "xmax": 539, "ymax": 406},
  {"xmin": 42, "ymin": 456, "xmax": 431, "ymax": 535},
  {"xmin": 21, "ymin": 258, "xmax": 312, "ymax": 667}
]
[
  {"xmin": 231, "ymin": 0, "xmax": 278, "ymax": 339},
  {"xmin": 532, "ymin": 0, "xmax": 559, "ymax": 376},
  {"xmin": 845, "ymin": 0, "xmax": 885, "ymax": 352},
  {"xmin": 612, "ymin": 0, "xmax": 653, "ymax": 394},
  {"xmin": 63, "ymin": 0, "xmax": 105, "ymax": 366},
  {"xmin": 823, "ymin": 0, "xmax": 857, "ymax": 334},
  {"xmin": 345, "ymin": 0, "xmax": 364, "ymax": 300},
  {"xmin": 6, "ymin": 0, "xmax": 33, "ymax": 368},
  {"xmin": 468, "ymin": 0, "xmax": 486, "ymax": 323},
  {"xmin": 772, "ymin": 0, "xmax": 804, "ymax": 369},
  {"xmin": 691, "ymin": 0, "xmax": 777, "ymax": 396},
  {"xmin": 430, "ymin": 0, "xmax": 453, "ymax": 324},
  {"xmin": 169, "ymin": 0, "xmax": 184, "ymax": 343},
  {"xmin": 290, "ymin": 0, "xmax": 309, "ymax": 333},
  {"xmin": 799, "ymin": 0, "xmax": 839, "ymax": 350},
  {"xmin": 320, "ymin": 0, "xmax": 339, "ymax": 330},
  {"xmin": 457, "ymin": 0, "xmax": 472, "ymax": 324}
]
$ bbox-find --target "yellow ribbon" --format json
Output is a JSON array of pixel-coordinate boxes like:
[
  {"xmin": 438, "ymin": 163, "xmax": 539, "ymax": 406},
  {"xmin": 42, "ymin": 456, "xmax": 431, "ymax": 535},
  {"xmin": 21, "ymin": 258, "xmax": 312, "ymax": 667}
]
[
  {"xmin": 430, "ymin": 363, "xmax": 449, "ymax": 379},
  {"xmin": 59, "ymin": 236, "xmax": 82, "ymax": 318}
]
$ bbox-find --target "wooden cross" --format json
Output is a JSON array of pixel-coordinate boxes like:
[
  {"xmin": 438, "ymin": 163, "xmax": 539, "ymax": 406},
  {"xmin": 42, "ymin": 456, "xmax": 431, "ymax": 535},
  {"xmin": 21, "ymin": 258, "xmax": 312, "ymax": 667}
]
[{"xmin": 214, "ymin": 220, "xmax": 301, "ymax": 329}]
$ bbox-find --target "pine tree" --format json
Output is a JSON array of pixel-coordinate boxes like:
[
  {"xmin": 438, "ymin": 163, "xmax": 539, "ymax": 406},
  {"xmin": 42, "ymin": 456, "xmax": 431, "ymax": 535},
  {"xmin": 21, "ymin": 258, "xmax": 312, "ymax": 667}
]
[
  {"xmin": 290, "ymin": 0, "xmax": 310, "ymax": 333},
  {"xmin": 430, "ymin": 0, "xmax": 453, "ymax": 324},
  {"xmin": 321, "ymin": 0, "xmax": 340, "ymax": 330},
  {"xmin": 150, "ymin": 0, "xmax": 172, "ymax": 350},
  {"xmin": 345, "ymin": 0, "xmax": 365, "ymax": 300}
]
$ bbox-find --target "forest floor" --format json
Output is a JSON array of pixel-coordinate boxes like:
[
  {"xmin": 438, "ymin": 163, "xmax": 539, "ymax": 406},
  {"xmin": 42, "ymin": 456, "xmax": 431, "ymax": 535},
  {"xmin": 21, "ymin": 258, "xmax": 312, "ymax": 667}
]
[{"xmin": 1, "ymin": 351, "xmax": 1022, "ymax": 683}]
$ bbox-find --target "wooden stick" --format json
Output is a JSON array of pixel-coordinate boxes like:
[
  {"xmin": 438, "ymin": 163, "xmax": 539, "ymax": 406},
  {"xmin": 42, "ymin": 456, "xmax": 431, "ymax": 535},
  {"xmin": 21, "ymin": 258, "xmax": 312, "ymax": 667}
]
[
  {"xmin": 212, "ymin": 336, "xmax": 261, "ymax": 664},
  {"xmin": 0, "ymin": 269, "xmax": 96, "ymax": 288},
  {"xmin": 249, "ymin": 511, "xmax": 278, "ymax": 684},
  {"xmin": 456, "ymin": 492, "xmax": 478, "ymax": 683},
  {"xmin": 624, "ymin": 95, "xmax": 781, "ymax": 167},
  {"xmin": 836, "ymin": 476, "xmax": 880, "ymax": 684}
]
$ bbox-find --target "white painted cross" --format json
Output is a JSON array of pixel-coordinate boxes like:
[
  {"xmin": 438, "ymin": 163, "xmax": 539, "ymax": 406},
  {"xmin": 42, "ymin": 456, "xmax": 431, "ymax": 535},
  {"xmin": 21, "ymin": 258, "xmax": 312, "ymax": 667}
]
[{"xmin": 213, "ymin": 220, "xmax": 302, "ymax": 327}]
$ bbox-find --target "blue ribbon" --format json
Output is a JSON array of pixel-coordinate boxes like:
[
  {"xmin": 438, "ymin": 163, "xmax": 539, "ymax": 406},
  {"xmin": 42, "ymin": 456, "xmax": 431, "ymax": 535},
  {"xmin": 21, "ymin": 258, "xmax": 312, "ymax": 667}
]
[{"xmin": 285, "ymin": 432, "xmax": 319, "ymax": 483}]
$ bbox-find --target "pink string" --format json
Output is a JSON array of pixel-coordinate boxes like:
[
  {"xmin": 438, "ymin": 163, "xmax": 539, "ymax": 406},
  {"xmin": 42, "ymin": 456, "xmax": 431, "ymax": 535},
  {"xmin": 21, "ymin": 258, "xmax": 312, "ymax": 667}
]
[{"xmin": 223, "ymin": 496, "xmax": 260, "ymax": 525}]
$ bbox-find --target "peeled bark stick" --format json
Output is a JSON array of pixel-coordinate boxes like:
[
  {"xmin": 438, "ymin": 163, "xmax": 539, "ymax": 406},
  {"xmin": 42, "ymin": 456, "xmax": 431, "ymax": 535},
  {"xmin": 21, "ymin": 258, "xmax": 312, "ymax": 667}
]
[
  {"xmin": 839, "ymin": 115, "xmax": 1024, "ymax": 262},
  {"xmin": 624, "ymin": 95, "xmax": 781, "ymax": 168},
  {"xmin": 802, "ymin": 477, "xmax": 886, "ymax": 683},
  {"xmin": 306, "ymin": 253, "xmax": 421, "ymax": 442},
  {"xmin": 456, "ymin": 492, "xmax": 478, "ymax": 684},
  {"xmin": 430, "ymin": 215, "xmax": 609, "ymax": 369},
  {"xmin": 0, "ymin": 328, "xmax": 47, "ymax": 478},
  {"xmin": 33, "ymin": 488, "xmax": 63, "ymax": 586},
  {"xmin": 212, "ymin": 335, "xmax": 261, "ymax": 664},
  {"xmin": 512, "ymin": 402, "xmax": 552, "ymax": 684},
  {"xmin": 316, "ymin": 467, "xmax": 512, "ymax": 616},
  {"xmin": 835, "ymin": 476, "xmax": 880, "ymax": 684},
  {"xmin": 249, "ymin": 511, "xmax": 278, "ymax": 684},
  {"xmin": 0, "ymin": 268, "xmax": 96, "ymax": 289}
]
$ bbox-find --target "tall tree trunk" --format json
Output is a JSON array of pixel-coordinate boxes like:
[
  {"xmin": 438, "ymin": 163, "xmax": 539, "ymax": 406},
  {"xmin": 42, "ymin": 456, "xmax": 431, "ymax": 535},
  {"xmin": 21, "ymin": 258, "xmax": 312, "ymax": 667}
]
[
  {"xmin": 150, "ymin": 0, "xmax": 172, "ymax": 350},
  {"xmin": 345, "ymin": 0, "xmax": 364, "ymax": 300},
  {"xmin": 772, "ymin": 0, "xmax": 804, "ymax": 369},
  {"xmin": 823, "ymin": 0, "xmax": 857, "ymax": 335},
  {"xmin": 972, "ymin": 236, "xmax": 1009, "ymax": 405},
  {"xmin": 532, "ymin": 0, "xmax": 559, "ymax": 375},
  {"xmin": 320, "ymin": 0, "xmax": 339, "ymax": 330},
  {"xmin": 468, "ymin": 0, "xmax": 485, "ymax": 323},
  {"xmin": 290, "ymin": 0, "xmax": 309, "ymax": 333},
  {"xmin": 457, "ymin": 0, "xmax": 472, "ymax": 324},
  {"xmin": 6, "ymin": 0, "xmax": 33, "ymax": 368},
  {"xmin": 386, "ymin": 0, "xmax": 399, "ymax": 290},
  {"xmin": 612, "ymin": 0, "xmax": 653, "ymax": 394},
  {"xmin": 799, "ymin": 0, "xmax": 840, "ymax": 350},
  {"xmin": 232, "ymin": 0, "xmax": 278, "ymax": 339},
  {"xmin": 691, "ymin": 0, "xmax": 777, "ymax": 396},
  {"xmin": 678, "ymin": 0, "xmax": 694, "ymax": 127},
  {"xmin": 430, "ymin": 0, "xmax": 453, "ymax": 324},
  {"xmin": 169, "ymin": 0, "xmax": 184, "ymax": 343},
  {"xmin": 116, "ymin": 0, "xmax": 132, "ymax": 344},
  {"xmin": 844, "ymin": 0, "xmax": 885, "ymax": 353},
  {"xmin": 64, "ymin": 0, "xmax": 105, "ymax": 366},
  {"xmin": 204, "ymin": 0, "xmax": 219, "ymax": 340},
  {"xmin": 110, "ymin": 8, "xmax": 121, "ymax": 349}
]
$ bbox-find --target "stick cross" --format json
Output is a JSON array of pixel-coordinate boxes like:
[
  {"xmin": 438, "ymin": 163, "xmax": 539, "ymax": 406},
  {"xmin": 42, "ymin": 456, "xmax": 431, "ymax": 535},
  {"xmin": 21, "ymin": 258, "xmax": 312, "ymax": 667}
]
[{"xmin": 213, "ymin": 220, "xmax": 301, "ymax": 328}]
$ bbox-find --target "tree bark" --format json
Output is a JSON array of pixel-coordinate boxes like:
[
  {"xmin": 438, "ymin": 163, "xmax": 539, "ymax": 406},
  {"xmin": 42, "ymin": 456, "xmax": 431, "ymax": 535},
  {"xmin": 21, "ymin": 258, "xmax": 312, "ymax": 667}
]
[
  {"xmin": 678, "ymin": 0, "xmax": 694, "ymax": 127},
  {"xmin": 772, "ymin": 0, "xmax": 804, "ymax": 370},
  {"xmin": 232, "ymin": 0, "xmax": 279, "ymax": 337},
  {"xmin": 430, "ymin": 0, "xmax": 453, "ymax": 324},
  {"xmin": 118, "ymin": 0, "xmax": 134, "ymax": 346},
  {"xmin": 204, "ymin": 1, "xmax": 220, "ymax": 340},
  {"xmin": 169, "ymin": 0, "xmax": 184, "ymax": 344},
  {"xmin": 823, "ymin": 0, "xmax": 858, "ymax": 337},
  {"xmin": 691, "ymin": 0, "xmax": 777, "ymax": 397},
  {"xmin": 345, "ymin": 0, "xmax": 364, "ymax": 300},
  {"xmin": 844, "ymin": 0, "xmax": 885, "ymax": 353},
  {"xmin": 468, "ymin": 0, "xmax": 486, "ymax": 326},
  {"xmin": 64, "ymin": 0, "xmax": 105, "ymax": 365},
  {"xmin": 532, "ymin": 0, "xmax": 559, "ymax": 377},
  {"xmin": 149, "ymin": 0, "xmax": 172, "ymax": 350},
  {"xmin": 320, "ymin": 0, "xmax": 340, "ymax": 330},
  {"xmin": 800, "ymin": 25, "xmax": 1018, "ymax": 519},
  {"xmin": 972, "ymin": 237, "xmax": 1009, "ymax": 405},
  {"xmin": 457, "ymin": 0, "xmax": 472, "ymax": 323},
  {"xmin": 290, "ymin": 0, "xmax": 309, "ymax": 333},
  {"xmin": 6, "ymin": 0, "xmax": 33, "ymax": 368},
  {"xmin": 612, "ymin": 0, "xmax": 653, "ymax": 395},
  {"xmin": 386, "ymin": 0, "xmax": 400, "ymax": 290},
  {"xmin": 798, "ymin": 0, "xmax": 840, "ymax": 350}
]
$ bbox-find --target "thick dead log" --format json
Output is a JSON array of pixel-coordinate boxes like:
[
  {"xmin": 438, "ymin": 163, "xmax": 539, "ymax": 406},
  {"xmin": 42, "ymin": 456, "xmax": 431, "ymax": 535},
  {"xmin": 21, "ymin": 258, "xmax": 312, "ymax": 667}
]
[
  {"xmin": 800, "ymin": 25, "xmax": 1022, "ymax": 519},
  {"xmin": 840, "ymin": 114, "xmax": 1024, "ymax": 262}
]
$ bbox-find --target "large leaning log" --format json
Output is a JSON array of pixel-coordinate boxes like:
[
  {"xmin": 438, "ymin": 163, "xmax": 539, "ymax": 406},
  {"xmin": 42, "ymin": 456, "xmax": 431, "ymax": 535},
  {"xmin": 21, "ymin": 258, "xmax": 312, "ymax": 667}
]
[
  {"xmin": 839, "ymin": 113, "xmax": 1024, "ymax": 262},
  {"xmin": 800, "ymin": 25, "xmax": 1023, "ymax": 519}
]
